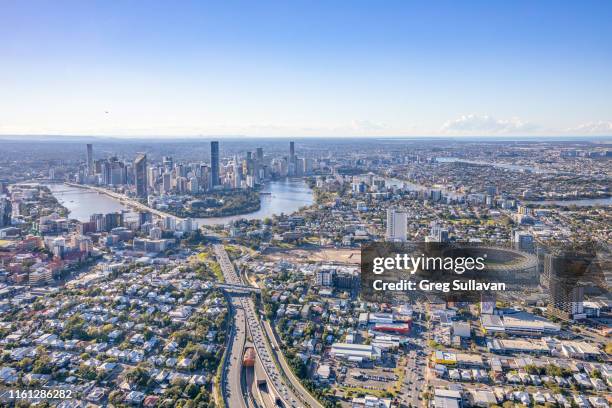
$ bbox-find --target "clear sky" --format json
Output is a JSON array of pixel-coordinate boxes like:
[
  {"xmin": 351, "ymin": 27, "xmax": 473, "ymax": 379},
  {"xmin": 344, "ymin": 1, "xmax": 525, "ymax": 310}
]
[{"xmin": 1, "ymin": 0, "xmax": 611, "ymax": 138}]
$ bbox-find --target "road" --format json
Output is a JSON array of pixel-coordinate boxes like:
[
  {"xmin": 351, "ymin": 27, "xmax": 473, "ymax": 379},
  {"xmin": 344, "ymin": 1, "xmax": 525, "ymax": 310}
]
[
  {"xmin": 65, "ymin": 182, "xmax": 184, "ymax": 221},
  {"xmin": 232, "ymin": 246, "xmax": 324, "ymax": 408},
  {"xmin": 222, "ymin": 295, "xmax": 249, "ymax": 408},
  {"xmin": 215, "ymin": 282, "xmax": 261, "ymax": 293},
  {"xmin": 214, "ymin": 244, "xmax": 310, "ymax": 408},
  {"xmin": 262, "ymin": 320, "xmax": 324, "ymax": 408}
]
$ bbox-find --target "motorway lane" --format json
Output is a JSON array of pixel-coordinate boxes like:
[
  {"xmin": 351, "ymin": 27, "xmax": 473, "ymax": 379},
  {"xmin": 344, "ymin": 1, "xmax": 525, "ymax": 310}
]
[
  {"xmin": 214, "ymin": 245, "xmax": 307, "ymax": 408},
  {"xmin": 223, "ymin": 296, "xmax": 248, "ymax": 408},
  {"xmin": 262, "ymin": 320, "xmax": 323, "ymax": 408}
]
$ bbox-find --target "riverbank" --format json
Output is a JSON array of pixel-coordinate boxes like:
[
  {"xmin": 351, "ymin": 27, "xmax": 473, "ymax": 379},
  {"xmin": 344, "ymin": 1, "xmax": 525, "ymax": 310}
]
[
  {"xmin": 169, "ymin": 190, "xmax": 261, "ymax": 218},
  {"xmin": 196, "ymin": 178, "xmax": 314, "ymax": 225},
  {"xmin": 46, "ymin": 179, "xmax": 314, "ymax": 226},
  {"xmin": 46, "ymin": 183, "xmax": 129, "ymax": 222}
]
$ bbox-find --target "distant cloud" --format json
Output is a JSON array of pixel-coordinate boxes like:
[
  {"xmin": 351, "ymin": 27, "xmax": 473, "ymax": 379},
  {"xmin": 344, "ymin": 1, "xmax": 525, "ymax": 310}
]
[
  {"xmin": 350, "ymin": 119, "xmax": 387, "ymax": 132},
  {"xmin": 441, "ymin": 114, "xmax": 537, "ymax": 135},
  {"xmin": 568, "ymin": 120, "xmax": 612, "ymax": 135}
]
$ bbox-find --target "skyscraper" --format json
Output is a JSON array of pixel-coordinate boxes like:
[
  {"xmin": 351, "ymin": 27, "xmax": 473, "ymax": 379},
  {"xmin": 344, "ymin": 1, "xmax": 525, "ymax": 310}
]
[
  {"xmin": 86, "ymin": 144, "xmax": 94, "ymax": 176},
  {"xmin": 545, "ymin": 252, "xmax": 586, "ymax": 320},
  {"xmin": 162, "ymin": 156, "xmax": 173, "ymax": 171},
  {"xmin": 210, "ymin": 141, "xmax": 220, "ymax": 187},
  {"xmin": 386, "ymin": 208, "xmax": 407, "ymax": 242},
  {"xmin": 134, "ymin": 154, "xmax": 148, "ymax": 199},
  {"xmin": 233, "ymin": 155, "xmax": 242, "ymax": 188},
  {"xmin": 255, "ymin": 147, "xmax": 264, "ymax": 183},
  {"xmin": 288, "ymin": 141, "xmax": 297, "ymax": 176}
]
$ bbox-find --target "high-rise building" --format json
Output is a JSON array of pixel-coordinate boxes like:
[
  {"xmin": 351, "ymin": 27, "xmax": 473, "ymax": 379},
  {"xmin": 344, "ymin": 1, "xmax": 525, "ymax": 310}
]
[
  {"xmin": 233, "ymin": 155, "xmax": 242, "ymax": 188},
  {"xmin": 288, "ymin": 141, "xmax": 297, "ymax": 176},
  {"xmin": 244, "ymin": 151, "xmax": 254, "ymax": 177},
  {"xmin": 254, "ymin": 147, "xmax": 264, "ymax": 183},
  {"xmin": 513, "ymin": 230, "xmax": 534, "ymax": 252},
  {"xmin": 199, "ymin": 165, "xmax": 210, "ymax": 191},
  {"xmin": 386, "ymin": 208, "xmax": 407, "ymax": 242},
  {"xmin": 210, "ymin": 141, "xmax": 220, "ymax": 187},
  {"xmin": 162, "ymin": 173, "xmax": 172, "ymax": 194},
  {"xmin": 134, "ymin": 154, "xmax": 148, "ymax": 198},
  {"xmin": 110, "ymin": 161, "xmax": 127, "ymax": 185},
  {"xmin": 188, "ymin": 176, "xmax": 199, "ymax": 193},
  {"xmin": 138, "ymin": 212, "xmax": 152, "ymax": 227},
  {"xmin": 316, "ymin": 268, "xmax": 335, "ymax": 287},
  {"xmin": 105, "ymin": 212, "xmax": 124, "ymax": 231},
  {"xmin": 427, "ymin": 222, "xmax": 449, "ymax": 243},
  {"xmin": 86, "ymin": 144, "xmax": 94, "ymax": 176},
  {"xmin": 303, "ymin": 158, "xmax": 313, "ymax": 175},
  {"xmin": 545, "ymin": 253, "xmax": 586, "ymax": 320},
  {"xmin": 162, "ymin": 156, "xmax": 173, "ymax": 171},
  {"xmin": 0, "ymin": 196, "xmax": 12, "ymax": 227}
]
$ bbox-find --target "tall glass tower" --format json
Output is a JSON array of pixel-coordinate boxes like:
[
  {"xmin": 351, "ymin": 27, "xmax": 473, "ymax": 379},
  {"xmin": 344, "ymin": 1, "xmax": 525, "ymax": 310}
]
[
  {"xmin": 211, "ymin": 141, "xmax": 220, "ymax": 187},
  {"xmin": 134, "ymin": 153, "xmax": 148, "ymax": 198}
]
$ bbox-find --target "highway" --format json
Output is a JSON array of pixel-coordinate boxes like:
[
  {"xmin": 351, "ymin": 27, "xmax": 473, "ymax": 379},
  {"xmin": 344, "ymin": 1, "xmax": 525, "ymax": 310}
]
[
  {"xmin": 214, "ymin": 244, "xmax": 309, "ymax": 408},
  {"xmin": 222, "ymin": 295, "xmax": 249, "ymax": 408},
  {"xmin": 262, "ymin": 320, "xmax": 324, "ymax": 408}
]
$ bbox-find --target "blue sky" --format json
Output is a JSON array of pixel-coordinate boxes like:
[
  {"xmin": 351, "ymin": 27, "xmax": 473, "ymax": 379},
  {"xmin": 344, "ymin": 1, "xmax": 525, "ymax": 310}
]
[{"xmin": 1, "ymin": 0, "xmax": 611, "ymax": 137}]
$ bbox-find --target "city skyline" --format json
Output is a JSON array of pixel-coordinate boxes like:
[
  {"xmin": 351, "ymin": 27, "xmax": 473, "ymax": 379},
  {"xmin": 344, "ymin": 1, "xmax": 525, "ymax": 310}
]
[
  {"xmin": 1, "ymin": 1, "xmax": 612, "ymax": 138},
  {"xmin": 0, "ymin": 136, "xmax": 609, "ymax": 408},
  {"xmin": 0, "ymin": 2, "xmax": 610, "ymax": 407}
]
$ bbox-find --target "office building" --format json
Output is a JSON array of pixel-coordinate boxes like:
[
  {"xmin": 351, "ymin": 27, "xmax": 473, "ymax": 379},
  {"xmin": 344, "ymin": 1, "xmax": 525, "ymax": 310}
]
[
  {"xmin": 86, "ymin": 143, "xmax": 94, "ymax": 176},
  {"xmin": 233, "ymin": 156, "xmax": 242, "ymax": 188},
  {"xmin": 386, "ymin": 208, "xmax": 407, "ymax": 242},
  {"xmin": 513, "ymin": 231, "xmax": 534, "ymax": 252},
  {"xmin": 162, "ymin": 156, "xmax": 173, "ymax": 171},
  {"xmin": 134, "ymin": 154, "xmax": 148, "ymax": 198},
  {"xmin": 288, "ymin": 141, "xmax": 296, "ymax": 176},
  {"xmin": 105, "ymin": 212, "xmax": 124, "ymax": 231},
  {"xmin": 428, "ymin": 222, "xmax": 449, "ymax": 242},
  {"xmin": 210, "ymin": 141, "xmax": 220, "ymax": 187},
  {"xmin": 138, "ymin": 212, "xmax": 152, "ymax": 227},
  {"xmin": 316, "ymin": 268, "xmax": 334, "ymax": 287},
  {"xmin": 162, "ymin": 173, "xmax": 172, "ymax": 194}
]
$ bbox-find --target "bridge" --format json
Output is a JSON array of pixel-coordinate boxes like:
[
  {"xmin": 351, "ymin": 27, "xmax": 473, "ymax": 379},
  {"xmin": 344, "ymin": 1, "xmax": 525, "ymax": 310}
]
[
  {"xmin": 215, "ymin": 282, "xmax": 261, "ymax": 294},
  {"xmin": 214, "ymin": 244, "xmax": 322, "ymax": 408}
]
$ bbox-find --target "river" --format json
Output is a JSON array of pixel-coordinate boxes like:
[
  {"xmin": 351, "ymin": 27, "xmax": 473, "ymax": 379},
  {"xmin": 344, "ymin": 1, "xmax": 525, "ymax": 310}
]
[
  {"xmin": 47, "ymin": 179, "xmax": 313, "ymax": 225},
  {"xmin": 47, "ymin": 183, "xmax": 131, "ymax": 222},
  {"xmin": 196, "ymin": 178, "xmax": 313, "ymax": 225}
]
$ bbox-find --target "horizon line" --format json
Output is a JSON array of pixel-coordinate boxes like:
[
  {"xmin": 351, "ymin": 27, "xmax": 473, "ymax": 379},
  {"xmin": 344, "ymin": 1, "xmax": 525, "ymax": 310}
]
[{"xmin": 1, "ymin": 134, "xmax": 611, "ymax": 142}]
